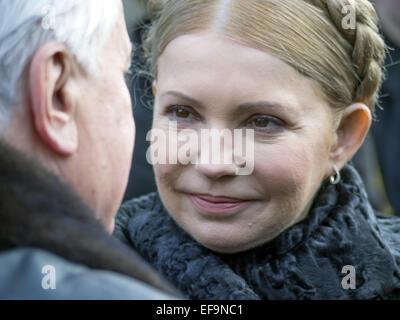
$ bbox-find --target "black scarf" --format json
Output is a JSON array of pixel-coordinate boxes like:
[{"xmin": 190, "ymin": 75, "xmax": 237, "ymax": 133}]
[
  {"xmin": 0, "ymin": 141, "xmax": 179, "ymax": 297},
  {"xmin": 115, "ymin": 165, "xmax": 400, "ymax": 299}
]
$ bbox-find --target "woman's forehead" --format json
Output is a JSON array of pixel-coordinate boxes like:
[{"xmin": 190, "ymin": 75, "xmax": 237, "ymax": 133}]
[{"xmin": 156, "ymin": 32, "xmax": 326, "ymax": 115}]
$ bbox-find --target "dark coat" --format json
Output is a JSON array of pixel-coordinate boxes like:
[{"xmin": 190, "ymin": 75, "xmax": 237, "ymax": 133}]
[
  {"xmin": 114, "ymin": 165, "xmax": 400, "ymax": 299},
  {"xmin": 0, "ymin": 141, "xmax": 178, "ymax": 299}
]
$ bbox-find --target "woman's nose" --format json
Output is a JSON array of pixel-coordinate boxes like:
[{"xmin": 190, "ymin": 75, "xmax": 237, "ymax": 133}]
[
  {"xmin": 194, "ymin": 144, "xmax": 239, "ymax": 179},
  {"xmin": 191, "ymin": 128, "xmax": 247, "ymax": 179},
  {"xmin": 195, "ymin": 161, "xmax": 238, "ymax": 180}
]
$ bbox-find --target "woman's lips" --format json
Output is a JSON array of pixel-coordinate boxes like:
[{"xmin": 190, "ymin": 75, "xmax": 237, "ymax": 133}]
[{"xmin": 188, "ymin": 194, "xmax": 253, "ymax": 214}]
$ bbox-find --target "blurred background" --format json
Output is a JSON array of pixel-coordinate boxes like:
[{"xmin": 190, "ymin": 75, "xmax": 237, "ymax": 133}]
[
  {"xmin": 122, "ymin": 0, "xmax": 156, "ymax": 200},
  {"xmin": 121, "ymin": 0, "xmax": 400, "ymax": 216}
]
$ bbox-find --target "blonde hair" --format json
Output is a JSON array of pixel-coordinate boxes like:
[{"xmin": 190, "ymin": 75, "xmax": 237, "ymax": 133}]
[{"xmin": 144, "ymin": 0, "xmax": 386, "ymax": 112}]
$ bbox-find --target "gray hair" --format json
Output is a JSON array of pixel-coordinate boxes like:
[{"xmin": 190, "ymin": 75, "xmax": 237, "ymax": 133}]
[{"xmin": 0, "ymin": 0, "xmax": 120, "ymax": 123}]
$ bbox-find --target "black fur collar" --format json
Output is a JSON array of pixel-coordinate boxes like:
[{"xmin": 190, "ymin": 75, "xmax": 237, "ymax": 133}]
[
  {"xmin": 116, "ymin": 165, "xmax": 400, "ymax": 299},
  {"xmin": 0, "ymin": 141, "xmax": 178, "ymax": 296}
]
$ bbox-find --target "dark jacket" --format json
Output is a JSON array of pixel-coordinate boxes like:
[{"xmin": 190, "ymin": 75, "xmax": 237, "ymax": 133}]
[
  {"xmin": 114, "ymin": 165, "xmax": 400, "ymax": 299},
  {"xmin": 0, "ymin": 141, "xmax": 178, "ymax": 299}
]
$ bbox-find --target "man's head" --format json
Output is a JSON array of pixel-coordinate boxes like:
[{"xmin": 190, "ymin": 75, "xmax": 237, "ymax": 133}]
[{"xmin": 0, "ymin": 0, "xmax": 135, "ymax": 233}]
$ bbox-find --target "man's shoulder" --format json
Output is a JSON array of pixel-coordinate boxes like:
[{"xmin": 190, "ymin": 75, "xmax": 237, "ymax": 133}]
[{"xmin": 0, "ymin": 247, "xmax": 172, "ymax": 300}]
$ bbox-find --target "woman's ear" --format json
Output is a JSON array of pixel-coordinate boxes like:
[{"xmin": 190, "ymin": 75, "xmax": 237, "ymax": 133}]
[
  {"xmin": 330, "ymin": 103, "xmax": 372, "ymax": 169},
  {"xmin": 29, "ymin": 42, "xmax": 79, "ymax": 156}
]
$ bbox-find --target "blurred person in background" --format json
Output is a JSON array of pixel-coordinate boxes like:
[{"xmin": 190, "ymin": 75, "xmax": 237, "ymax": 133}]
[
  {"xmin": 0, "ymin": 0, "xmax": 177, "ymax": 299},
  {"xmin": 372, "ymin": 0, "xmax": 400, "ymax": 215},
  {"xmin": 122, "ymin": 0, "xmax": 157, "ymax": 200}
]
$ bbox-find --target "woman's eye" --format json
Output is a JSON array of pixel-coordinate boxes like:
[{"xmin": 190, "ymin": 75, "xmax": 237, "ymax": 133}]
[
  {"xmin": 253, "ymin": 117, "xmax": 271, "ymax": 128},
  {"xmin": 246, "ymin": 115, "xmax": 284, "ymax": 131},
  {"xmin": 175, "ymin": 107, "xmax": 190, "ymax": 118},
  {"xmin": 166, "ymin": 105, "xmax": 198, "ymax": 121}
]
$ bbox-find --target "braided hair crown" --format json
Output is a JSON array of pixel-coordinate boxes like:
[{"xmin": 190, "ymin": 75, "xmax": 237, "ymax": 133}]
[
  {"xmin": 306, "ymin": 0, "xmax": 386, "ymax": 110},
  {"xmin": 144, "ymin": 0, "xmax": 386, "ymax": 111}
]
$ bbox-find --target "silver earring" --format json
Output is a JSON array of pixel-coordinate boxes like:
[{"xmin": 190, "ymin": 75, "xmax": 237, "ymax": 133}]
[{"xmin": 329, "ymin": 164, "xmax": 341, "ymax": 185}]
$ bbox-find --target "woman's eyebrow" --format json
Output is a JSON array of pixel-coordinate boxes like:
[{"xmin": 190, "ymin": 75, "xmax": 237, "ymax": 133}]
[
  {"xmin": 234, "ymin": 101, "xmax": 291, "ymax": 113},
  {"xmin": 160, "ymin": 91, "xmax": 206, "ymax": 109},
  {"xmin": 161, "ymin": 90, "xmax": 293, "ymax": 113}
]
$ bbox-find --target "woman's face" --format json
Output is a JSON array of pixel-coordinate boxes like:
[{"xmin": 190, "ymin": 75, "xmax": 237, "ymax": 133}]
[{"xmin": 152, "ymin": 31, "xmax": 337, "ymax": 253}]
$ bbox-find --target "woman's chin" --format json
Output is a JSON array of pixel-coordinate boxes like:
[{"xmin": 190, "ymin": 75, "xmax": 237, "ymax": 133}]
[{"xmin": 191, "ymin": 233, "xmax": 261, "ymax": 254}]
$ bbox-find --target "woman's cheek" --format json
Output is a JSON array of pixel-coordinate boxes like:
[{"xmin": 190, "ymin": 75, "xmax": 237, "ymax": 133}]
[
  {"xmin": 154, "ymin": 163, "xmax": 178, "ymax": 186},
  {"xmin": 253, "ymin": 143, "xmax": 315, "ymax": 205}
]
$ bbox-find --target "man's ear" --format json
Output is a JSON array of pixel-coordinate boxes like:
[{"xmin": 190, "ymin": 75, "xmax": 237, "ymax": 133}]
[
  {"xmin": 29, "ymin": 42, "xmax": 79, "ymax": 156},
  {"xmin": 330, "ymin": 103, "xmax": 372, "ymax": 169}
]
